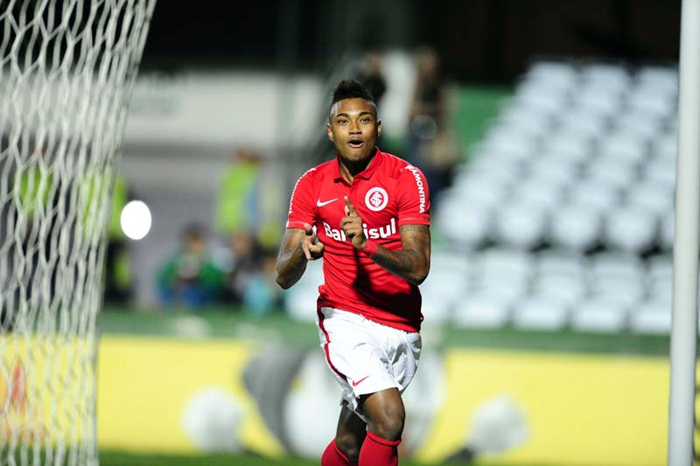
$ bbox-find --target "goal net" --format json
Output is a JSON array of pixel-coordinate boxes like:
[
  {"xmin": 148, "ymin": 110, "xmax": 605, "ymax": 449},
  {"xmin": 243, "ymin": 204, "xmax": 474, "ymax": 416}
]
[{"xmin": 0, "ymin": 1, "xmax": 156, "ymax": 464}]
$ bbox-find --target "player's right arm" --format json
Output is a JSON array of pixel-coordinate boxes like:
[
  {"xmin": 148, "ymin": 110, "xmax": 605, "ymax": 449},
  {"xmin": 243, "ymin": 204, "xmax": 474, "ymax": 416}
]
[
  {"xmin": 276, "ymin": 168, "xmax": 322, "ymax": 289},
  {"xmin": 275, "ymin": 223, "xmax": 324, "ymax": 289}
]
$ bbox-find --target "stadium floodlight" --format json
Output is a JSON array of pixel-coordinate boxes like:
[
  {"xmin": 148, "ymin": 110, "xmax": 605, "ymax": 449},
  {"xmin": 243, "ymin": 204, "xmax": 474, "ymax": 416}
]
[
  {"xmin": 668, "ymin": 0, "xmax": 700, "ymax": 464},
  {"xmin": 0, "ymin": 1, "xmax": 156, "ymax": 465}
]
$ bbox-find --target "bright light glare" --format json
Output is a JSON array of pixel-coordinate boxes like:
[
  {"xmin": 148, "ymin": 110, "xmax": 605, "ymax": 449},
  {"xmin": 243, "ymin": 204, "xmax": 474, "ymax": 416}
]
[{"xmin": 120, "ymin": 200, "xmax": 152, "ymax": 240}]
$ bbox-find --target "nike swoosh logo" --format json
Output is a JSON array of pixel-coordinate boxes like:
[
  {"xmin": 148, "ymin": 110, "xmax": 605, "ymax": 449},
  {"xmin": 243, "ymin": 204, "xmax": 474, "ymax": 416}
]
[
  {"xmin": 316, "ymin": 198, "xmax": 338, "ymax": 207},
  {"xmin": 351, "ymin": 375, "xmax": 370, "ymax": 387}
]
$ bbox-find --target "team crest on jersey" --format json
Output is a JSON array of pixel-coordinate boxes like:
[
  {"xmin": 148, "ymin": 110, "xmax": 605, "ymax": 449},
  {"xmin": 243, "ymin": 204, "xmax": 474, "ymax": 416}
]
[{"xmin": 365, "ymin": 187, "xmax": 388, "ymax": 212}]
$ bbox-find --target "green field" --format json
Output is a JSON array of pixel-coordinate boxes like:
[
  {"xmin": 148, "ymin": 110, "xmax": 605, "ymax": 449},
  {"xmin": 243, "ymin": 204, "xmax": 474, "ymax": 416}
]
[
  {"xmin": 100, "ymin": 306, "xmax": 670, "ymax": 356},
  {"xmin": 100, "ymin": 451, "xmax": 448, "ymax": 466}
]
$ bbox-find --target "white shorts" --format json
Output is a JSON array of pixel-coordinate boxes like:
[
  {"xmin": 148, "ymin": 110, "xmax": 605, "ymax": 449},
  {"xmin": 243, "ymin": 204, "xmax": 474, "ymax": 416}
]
[{"xmin": 315, "ymin": 306, "xmax": 422, "ymax": 421}]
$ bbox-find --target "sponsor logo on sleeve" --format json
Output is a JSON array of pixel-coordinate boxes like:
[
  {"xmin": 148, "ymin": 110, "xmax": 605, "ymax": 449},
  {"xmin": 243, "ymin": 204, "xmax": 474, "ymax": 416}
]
[{"xmin": 406, "ymin": 165, "xmax": 427, "ymax": 213}]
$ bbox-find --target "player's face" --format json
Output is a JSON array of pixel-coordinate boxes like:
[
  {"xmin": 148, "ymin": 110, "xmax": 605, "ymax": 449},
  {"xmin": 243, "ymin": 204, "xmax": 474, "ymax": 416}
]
[{"xmin": 327, "ymin": 98, "xmax": 381, "ymax": 164}]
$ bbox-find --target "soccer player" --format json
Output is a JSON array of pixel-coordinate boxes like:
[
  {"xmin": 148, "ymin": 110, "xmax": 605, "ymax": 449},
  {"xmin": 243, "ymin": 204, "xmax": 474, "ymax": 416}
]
[{"xmin": 275, "ymin": 79, "xmax": 431, "ymax": 466}]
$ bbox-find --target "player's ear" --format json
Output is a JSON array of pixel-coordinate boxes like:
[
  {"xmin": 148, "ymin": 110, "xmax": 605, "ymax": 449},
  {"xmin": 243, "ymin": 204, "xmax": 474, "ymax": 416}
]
[
  {"xmin": 326, "ymin": 124, "xmax": 335, "ymax": 142},
  {"xmin": 377, "ymin": 119, "xmax": 382, "ymax": 138}
]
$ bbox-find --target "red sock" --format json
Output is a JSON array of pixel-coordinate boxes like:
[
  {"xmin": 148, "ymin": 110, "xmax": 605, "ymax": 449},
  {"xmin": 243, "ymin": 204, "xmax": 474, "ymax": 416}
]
[
  {"xmin": 322, "ymin": 439, "xmax": 358, "ymax": 466},
  {"xmin": 359, "ymin": 430, "xmax": 401, "ymax": 466}
]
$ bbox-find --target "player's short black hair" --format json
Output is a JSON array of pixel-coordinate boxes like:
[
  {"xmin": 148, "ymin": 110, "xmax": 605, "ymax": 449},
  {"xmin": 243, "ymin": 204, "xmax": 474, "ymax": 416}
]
[{"xmin": 329, "ymin": 79, "xmax": 377, "ymax": 120}]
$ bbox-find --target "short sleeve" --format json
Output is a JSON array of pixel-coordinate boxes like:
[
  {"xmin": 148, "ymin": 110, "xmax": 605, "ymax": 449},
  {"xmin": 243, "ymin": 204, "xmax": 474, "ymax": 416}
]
[
  {"xmin": 396, "ymin": 165, "xmax": 431, "ymax": 226},
  {"xmin": 286, "ymin": 168, "xmax": 318, "ymax": 229}
]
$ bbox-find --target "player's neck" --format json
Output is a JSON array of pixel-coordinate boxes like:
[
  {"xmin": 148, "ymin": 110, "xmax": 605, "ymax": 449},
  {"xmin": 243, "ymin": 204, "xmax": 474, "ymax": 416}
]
[{"xmin": 338, "ymin": 150, "xmax": 377, "ymax": 184}]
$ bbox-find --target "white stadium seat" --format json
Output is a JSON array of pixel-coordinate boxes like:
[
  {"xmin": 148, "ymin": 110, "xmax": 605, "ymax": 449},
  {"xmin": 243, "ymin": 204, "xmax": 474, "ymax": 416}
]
[
  {"xmin": 494, "ymin": 202, "xmax": 549, "ymax": 249},
  {"xmin": 453, "ymin": 291, "xmax": 512, "ymax": 329},
  {"xmin": 512, "ymin": 296, "xmax": 569, "ymax": 331},
  {"xmin": 624, "ymin": 181, "xmax": 674, "ymax": 216},
  {"xmin": 549, "ymin": 203, "xmax": 603, "ymax": 252},
  {"xmin": 660, "ymin": 211, "xmax": 674, "ymax": 251},
  {"xmin": 435, "ymin": 196, "xmax": 493, "ymax": 249},
  {"xmin": 630, "ymin": 301, "xmax": 672, "ymax": 334},
  {"xmin": 542, "ymin": 129, "xmax": 596, "ymax": 163},
  {"xmin": 537, "ymin": 250, "xmax": 587, "ymax": 276},
  {"xmin": 571, "ymin": 298, "xmax": 629, "ymax": 333},
  {"xmin": 530, "ymin": 277, "xmax": 586, "ymax": 307},
  {"xmin": 514, "ymin": 178, "xmax": 566, "ymax": 211},
  {"xmin": 590, "ymin": 252, "xmax": 644, "ymax": 280},
  {"xmin": 586, "ymin": 156, "xmax": 640, "ymax": 190},
  {"xmin": 528, "ymin": 156, "xmax": 580, "ymax": 189},
  {"xmin": 569, "ymin": 179, "xmax": 621, "ymax": 212},
  {"xmin": 604, "ymin": 206, "xmax": 659, "ymax": 254}
]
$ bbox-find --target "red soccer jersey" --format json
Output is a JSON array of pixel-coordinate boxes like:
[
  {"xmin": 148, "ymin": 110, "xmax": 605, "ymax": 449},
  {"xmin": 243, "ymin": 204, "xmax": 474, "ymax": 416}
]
[{"xmin": 286, "ymin": 148, "xmax": 430, "ymax": 332}]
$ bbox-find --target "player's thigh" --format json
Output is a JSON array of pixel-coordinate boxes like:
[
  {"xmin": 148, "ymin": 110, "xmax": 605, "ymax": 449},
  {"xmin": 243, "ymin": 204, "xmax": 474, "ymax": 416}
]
[
  {"xmin": 361, "ymin": 387, "xmax": 405, "ymax": 424},
  {"xmin": 335, "ymin": 401, "xmax": 367, "ymax": 450}
]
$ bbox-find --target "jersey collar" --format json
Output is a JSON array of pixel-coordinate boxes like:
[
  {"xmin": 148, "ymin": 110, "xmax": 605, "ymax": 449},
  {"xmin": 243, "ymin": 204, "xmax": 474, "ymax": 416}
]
[{"xmin": 333, "ymin": 147, "xmax": 385, "ymax": 182}]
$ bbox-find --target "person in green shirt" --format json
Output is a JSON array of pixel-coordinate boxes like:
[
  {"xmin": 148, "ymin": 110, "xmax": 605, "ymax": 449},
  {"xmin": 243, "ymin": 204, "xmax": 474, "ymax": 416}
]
[{"xmin": 157, "ymin": 223, "xmax": 224, "ymax": 309}]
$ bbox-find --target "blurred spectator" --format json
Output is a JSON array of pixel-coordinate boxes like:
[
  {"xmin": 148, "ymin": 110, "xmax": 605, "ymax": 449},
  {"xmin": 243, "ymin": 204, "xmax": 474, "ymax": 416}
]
[
  {"xmin": 215, "ymin": 148, "xmax": 262, "ymax": 237},
  {"xmin": 219, "ymin": 229, "xmax": 263, "ymax": 306},
  {"xmin": 241, "ymin": 247, "xmax": 284, "ymax": 316},
  {"xmin": 103, "ymin": 172, "xmax": 134, "ymax": 306},
  {"xmin": 356, "ymin": 49, "xmax": 387, "ymax": 109},
  {"xmin": 215, "ymin": 147, "xmax": 282, "ymax": 251},
  {"xmin": 407, "ymin": 46, "xmax": 459, "ymax": 208},
  {"xmin": 157, "ymin": 223, "xmax": 224, "ymax": 309}
]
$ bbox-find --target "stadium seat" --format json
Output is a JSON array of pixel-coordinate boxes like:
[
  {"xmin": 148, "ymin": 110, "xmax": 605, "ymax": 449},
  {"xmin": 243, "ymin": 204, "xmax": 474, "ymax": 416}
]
[
  {"xmin": 586, "ymin": 156, "xmax": 639, "ymax": 191},
  {"xmin": 421, "ymin": 282, "xmax": 458, "ymax": 325},
  {"xmin": 435, "ymin": 196, "xmax": 493, "ymax": 249},
  {"xmin": 549, "ymin": 203, "xmax": 603, "ymax": 252},
  {"xmin": 284, "ymin": 261, "xmax": 323, "ymax": 322},
  {"xmin": 598, "ymin": 131, "xmax": 650, "ymax": 165},
  {"xmin": 630, "ymin": 301, "xmax": 672, "ymax": 334},
  {"xmin": 571, "ymin": 298, "xmax": 629, "ymax": 333},
  {"xmin": 536, "ymin": 250, "xmax": 587, "ymax": 276},
  {"xmin": 528, "ymin": 155, "xmax": 580, "ymax": 190},
  {"xmin": 615, "ymin": 108, "xmax": 665, "ymax": 138},
  {"xmin": 421, "ymin": 253, "xmax": 469, "ymax": 324},
  {"xmin": 604, "ymin": 206, "xmax": 659, "ymax": 254},
  {"xmin": 642, "ymin": 156, "xmax": 676, "ymax": 192},
  {"xmin": 569, "ymin": 179, "xmax": 621, "ymax": 212},
  {"xmin": 624, "ymin": 181, "xmax": 674, "ymax": 217},
  {"xmin": 512, "ymin": 296, "xmax": 569, "ymax": 331},
  {"xmin": 452, "ymin": 291, "xmax": 512, "ymax": 329},
  {"xmin": 589, "ymin": 275, "xmax": 645, "ymax": 308},
  {"xmin": 543, "ymin": 129, "xmax": 596, "ymax": 163},
  {"xmin": 515, "ymin": 178, "xmax": 566, "ymax": 212},
  {"xmin": 660, "ymin": 211, "xmax": 674, "ymax": 251},
  {"xmin": 647, "ymin": 255, "xmax": 673, "ymax": 284},
  {"xmin": 494, "ymin": 202, "xmax": 549, "ymax": 249},
  {"xmin": 590, "ymin": 252, "xmax": 644, "ymax": 280},
  {"xmin": 530, "ymin": 275, "xmax": 586, "ymax": 307}
]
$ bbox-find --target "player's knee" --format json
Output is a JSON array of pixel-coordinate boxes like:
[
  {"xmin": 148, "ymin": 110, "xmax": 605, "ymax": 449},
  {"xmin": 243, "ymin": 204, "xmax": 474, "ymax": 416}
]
[
  {"xmin": 335, "ymin": 434, "xmax": 362, "ymax": 462},
  {"xmin": 369, "ymin": 405, "xmax": 405, "ymax": 441}
]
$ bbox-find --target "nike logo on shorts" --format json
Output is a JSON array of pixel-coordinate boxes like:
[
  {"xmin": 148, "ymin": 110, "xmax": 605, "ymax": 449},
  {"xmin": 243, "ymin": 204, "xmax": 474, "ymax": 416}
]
[
  {"xmin": 317, "ymin": 198, "xmax": 338, "ymax": 207},
  {"xmin": 351, "ymin": 375, "xmax": 370, "ymax": 387}
]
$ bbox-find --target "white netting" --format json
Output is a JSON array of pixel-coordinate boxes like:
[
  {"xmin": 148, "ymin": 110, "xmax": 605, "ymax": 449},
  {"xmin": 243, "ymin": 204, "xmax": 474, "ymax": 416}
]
[{"xmin": 0, "ymin": 1, "xmax": 156, "ymax": 464}]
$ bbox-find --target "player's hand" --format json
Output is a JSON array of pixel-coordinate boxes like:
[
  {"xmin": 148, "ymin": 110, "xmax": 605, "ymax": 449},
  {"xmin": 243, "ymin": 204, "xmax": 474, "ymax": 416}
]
[
  {"xmin": 302, "ymin": 222, "xmax": 324, "ymax": 260},
  {"xmin": 340, "ymin": 196, "xmax": 367, "ymax": 250}
]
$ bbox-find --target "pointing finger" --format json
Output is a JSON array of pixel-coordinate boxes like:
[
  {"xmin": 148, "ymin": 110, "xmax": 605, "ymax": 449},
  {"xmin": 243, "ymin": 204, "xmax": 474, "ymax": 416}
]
[{"xmin": 344, "ymin": 196, "xmax": 358, "ymax": 216}]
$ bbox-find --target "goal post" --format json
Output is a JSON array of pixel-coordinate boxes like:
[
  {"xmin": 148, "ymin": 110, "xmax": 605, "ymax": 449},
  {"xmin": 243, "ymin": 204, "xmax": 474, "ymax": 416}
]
[
  {"xmin": 0, "ymin": 1, "xmax": 156, "ymax": 465},
  {"xmin": 669, "ymin": 0, "xmax": 700, "ymax": 464}
]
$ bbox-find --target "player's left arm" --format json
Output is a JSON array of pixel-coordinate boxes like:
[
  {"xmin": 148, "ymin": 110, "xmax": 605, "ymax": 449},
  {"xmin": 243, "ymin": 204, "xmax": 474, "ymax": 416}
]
[
  {"xmin": 341, "ymin": 196, "xmax": 430, "ymax": 285},
  {"xmin": 370, "ymin": 224, "xmax": 431, "ymax": 285}
]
